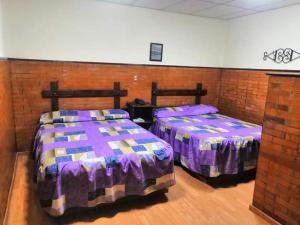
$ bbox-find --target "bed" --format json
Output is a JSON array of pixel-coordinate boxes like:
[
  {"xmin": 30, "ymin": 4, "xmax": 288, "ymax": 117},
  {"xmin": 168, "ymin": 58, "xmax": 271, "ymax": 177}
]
[
  {"xmin": 33, "ymin": 82, "xmax": 175, "ymax": 216},
  {"xmin": 150, "ymin": 82, "xmax": 261, "ymax": 178}
]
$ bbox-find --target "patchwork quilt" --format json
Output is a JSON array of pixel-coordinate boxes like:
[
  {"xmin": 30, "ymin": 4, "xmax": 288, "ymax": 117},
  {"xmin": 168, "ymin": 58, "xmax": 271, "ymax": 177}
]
[
  {"xmin": 151, "ymin": 108, "xmax": 261, "ymax": 177},
  {"xmin": 34, "ymin": 110, "xmax": 175, "ymax": 216}
]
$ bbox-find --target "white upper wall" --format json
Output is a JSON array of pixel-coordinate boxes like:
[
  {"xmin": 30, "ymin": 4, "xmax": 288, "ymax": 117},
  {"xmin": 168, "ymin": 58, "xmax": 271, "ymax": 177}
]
[
  {"xmin": 1, "ymin": 0, "xmax": 300, "ymax": 70},
  {"xmin": 1, "ymin": 0, "xmax": 225, "ymax": 67},
  {"xmin": 223, "ymin": 4, "xmax": 300, "ymax": 70},
  {"xmin": 0, "ymin": 0, "xmax": 4, "ymax": 57}
]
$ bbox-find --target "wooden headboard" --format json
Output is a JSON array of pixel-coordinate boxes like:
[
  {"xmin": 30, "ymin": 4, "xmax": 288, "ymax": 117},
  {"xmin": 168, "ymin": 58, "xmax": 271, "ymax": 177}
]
[
  {"xmin": 42, "ymin": 81, "xmax": 128, "ymax": 111},
  {"xmin": 151, "ymin": 82, "xmax": 207, "ymax": 106}
]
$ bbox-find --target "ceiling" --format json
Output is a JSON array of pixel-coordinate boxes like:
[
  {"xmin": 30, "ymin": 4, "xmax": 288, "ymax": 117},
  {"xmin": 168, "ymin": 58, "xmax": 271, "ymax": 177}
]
[{"xmin": 98, "ymin": 0, "xmax": 300, "ymax": 20}]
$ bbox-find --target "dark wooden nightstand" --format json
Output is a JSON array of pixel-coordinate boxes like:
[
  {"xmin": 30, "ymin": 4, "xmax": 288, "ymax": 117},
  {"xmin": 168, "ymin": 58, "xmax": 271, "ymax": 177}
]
[{"xmin": 126, "ymin": 102, "xmax": 156, "ymax": 129}]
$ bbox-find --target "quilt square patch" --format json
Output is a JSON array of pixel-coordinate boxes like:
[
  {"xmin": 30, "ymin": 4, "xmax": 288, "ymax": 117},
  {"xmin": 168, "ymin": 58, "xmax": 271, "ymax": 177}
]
[
  {"xmin": 200, "ymin": 114, "xmax": 230, "ymax": 120},
  {"xmin": 166, "ymin": 116, "xmax": 202, "ymax": 124},
  {"xmin": 107, "ymin": 138, "xmax": 166, "ymax": 159},
  {"xmin": 226, "ymin": 121, "xmax": 258, "ymax": 129},
  {"xmin": 99, "ymin": 126, "xmax": 145, "ymax": 137},
  {"xmin": 93, "ymin": 119, "xmax": 127, "ymax": 125},
  {"xmin": 90, "ymin": 109, "xmax": 129, "ymax": 121},
  {"xmin": 39, "ymin": 146, "xmax": 95, "ymax": 179},
  {"xmin": 52, "ymin": 111, "xmax": 79, "ymax": 123},
  {"xmin": 42, "ymin": 130, "xmax": 88, "ymax": 144}
]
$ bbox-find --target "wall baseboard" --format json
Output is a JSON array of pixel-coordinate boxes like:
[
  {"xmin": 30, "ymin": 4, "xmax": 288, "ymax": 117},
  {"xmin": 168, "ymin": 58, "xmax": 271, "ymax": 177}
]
[{"xmin": 249, "ymin": 204, "xmax": 281, "ymax": 225}]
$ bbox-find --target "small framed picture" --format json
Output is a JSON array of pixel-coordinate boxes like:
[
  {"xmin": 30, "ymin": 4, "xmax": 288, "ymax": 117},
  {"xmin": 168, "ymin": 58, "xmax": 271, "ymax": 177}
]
[{"xmin": 149, "ymin": 43, "xmax": 163, "ymax": 62}]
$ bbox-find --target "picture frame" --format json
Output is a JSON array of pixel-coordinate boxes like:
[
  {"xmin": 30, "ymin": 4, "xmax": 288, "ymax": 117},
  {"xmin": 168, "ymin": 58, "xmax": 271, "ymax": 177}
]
[{"xmin": 149, "ymin": 43, "xmax": 163, "ymax": 62}]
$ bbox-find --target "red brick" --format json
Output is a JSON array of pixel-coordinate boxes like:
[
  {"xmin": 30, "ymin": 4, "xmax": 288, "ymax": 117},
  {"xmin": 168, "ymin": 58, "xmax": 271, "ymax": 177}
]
[
  {"xmin": 218, "ymin": 70, "xmax": 268, "ymax": 125},
  {"xmin": 10, "ymin": 60, "xmax": 222, "ymax": 152},
  {"xmin": 253, "ymin": 75, "xmax": 300, "ymax": 225},
  {"xmin": 0, "ymin": 60, "xmax": 17, "ymax": 224}
]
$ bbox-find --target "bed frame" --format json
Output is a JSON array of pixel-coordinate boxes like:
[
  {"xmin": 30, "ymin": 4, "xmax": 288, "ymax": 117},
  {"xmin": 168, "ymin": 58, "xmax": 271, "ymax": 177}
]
[
  {"xmin": 42, "ymin": 81, "xmax": 128, "ymax": 111},
  {"xmin": 151, "ymin": 82, "xmax": 208, "ymax": 106}
]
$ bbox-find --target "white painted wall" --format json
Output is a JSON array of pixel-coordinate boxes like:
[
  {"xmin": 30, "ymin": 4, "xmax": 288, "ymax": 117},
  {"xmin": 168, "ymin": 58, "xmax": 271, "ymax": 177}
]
[
  {"xmin": 0, "ymin": 0, "xmax": 4, "ymax": 57},
  {"xmin": 1, "ymin": 0, "xmax": 225, "ymax": 67},
  {"xmin": 223, "ymin": 4, "xmax": 300, "ymax": 70},
  {"xmin": 2, "ymin": 0, "xmax": 300, "ymax": 70}
]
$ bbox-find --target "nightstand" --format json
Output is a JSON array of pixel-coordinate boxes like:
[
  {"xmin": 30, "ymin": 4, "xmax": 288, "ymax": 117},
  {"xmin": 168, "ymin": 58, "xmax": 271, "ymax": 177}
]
[{"xmin": 126, "ymin": 102, "xmax": 156, "ymax": 129}]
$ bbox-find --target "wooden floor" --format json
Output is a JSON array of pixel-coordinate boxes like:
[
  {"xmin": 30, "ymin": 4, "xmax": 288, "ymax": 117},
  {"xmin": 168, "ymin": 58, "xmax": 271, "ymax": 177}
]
[{"xmin": 5, "ymin": 153, "xmax": 269, "ymax": 225}]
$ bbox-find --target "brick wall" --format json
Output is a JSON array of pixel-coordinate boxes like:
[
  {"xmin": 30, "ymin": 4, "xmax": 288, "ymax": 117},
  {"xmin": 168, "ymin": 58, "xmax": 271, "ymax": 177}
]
[
  {"xmin": 218, "ymin": 69, "xmax": 269, "ymax": 125},
  {"xmin": 0, "ymin": 60, "xmax": 16, "ymax": 224},
  {"xmin": 5, "ymin": 58, "xmax": 300, "ymax": 224},
  {"xmin": 253, "ymin": 75, "xmax": 300, "ymax": 225},
  {"xmin": 9, "ymin": 60, "xmax": 274, "ymax": 153},
  {"xmin": 9, "ymin": 60, "xmax": 221, "ymax": 152}
]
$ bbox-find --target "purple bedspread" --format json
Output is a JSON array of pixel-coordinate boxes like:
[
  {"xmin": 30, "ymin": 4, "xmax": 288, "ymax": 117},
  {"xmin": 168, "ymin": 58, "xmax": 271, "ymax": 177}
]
[
  {"xmin": 151, "ymin": 113, "xmax": 261, "ymax": 177},
  {"xmin": 34, "ymin": 118, "xmax": 175, "ymax": 216}
]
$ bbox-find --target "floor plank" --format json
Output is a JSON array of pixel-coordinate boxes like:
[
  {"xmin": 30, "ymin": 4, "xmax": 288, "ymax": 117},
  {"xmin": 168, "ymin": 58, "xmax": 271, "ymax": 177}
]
[{"xmin": 6, "ymin": 153, "xmax": 269, "ymax": 225}]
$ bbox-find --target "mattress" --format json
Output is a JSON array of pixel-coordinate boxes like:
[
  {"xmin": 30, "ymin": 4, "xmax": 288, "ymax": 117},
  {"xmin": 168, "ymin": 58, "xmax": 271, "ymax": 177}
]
[
  {"xmin": 151, "ymin": 105, "xmax": 261, "ymax": 177},
  {"xmin": 33, "ymin": 109, "xmax": 175, "ymax": 216}
]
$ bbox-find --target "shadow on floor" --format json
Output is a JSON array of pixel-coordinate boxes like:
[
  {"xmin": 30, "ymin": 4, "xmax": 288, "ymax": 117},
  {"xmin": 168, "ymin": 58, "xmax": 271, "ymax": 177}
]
[
  {"xmin": 175, "ymin": 162, "xmax": 256, "ymax": 188},
  {"xmin": 53, "ymin": 192, "xmax": 168, "ymax": 224}
]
